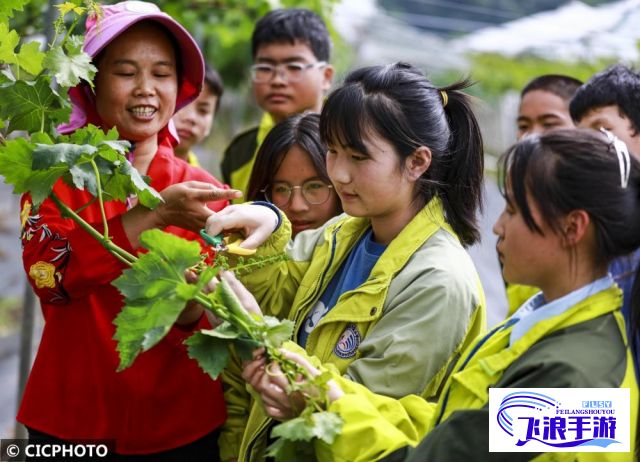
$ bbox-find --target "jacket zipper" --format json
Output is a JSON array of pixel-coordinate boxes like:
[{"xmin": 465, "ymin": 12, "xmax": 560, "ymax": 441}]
[{"xmin": 292, "ymin": 227, "xmax": 340, "ymax": 341}]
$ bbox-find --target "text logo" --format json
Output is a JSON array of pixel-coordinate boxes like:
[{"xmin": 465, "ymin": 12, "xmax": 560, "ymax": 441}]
[{"xmin": 489, "ymin": 388, "xmax": 630, "ymax": 453}]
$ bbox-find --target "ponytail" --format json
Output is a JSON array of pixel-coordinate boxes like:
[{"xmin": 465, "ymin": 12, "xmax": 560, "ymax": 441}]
[
  {"xmin": 320, "ymin": 62, "xmax": 484, "ymax": 247},
  {"xmin": 438, "ymin": 79, "xmax": 484, "ymax": 247}
]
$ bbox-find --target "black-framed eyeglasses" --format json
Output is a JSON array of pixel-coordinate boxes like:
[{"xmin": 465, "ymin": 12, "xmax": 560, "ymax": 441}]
[
  {"xmin": 261, "ymin": 180, "xmax": 334, "ymax": 207},
  {"xmin": 250, "ymin": 61, "xmax": 327, "ymax": 84}
]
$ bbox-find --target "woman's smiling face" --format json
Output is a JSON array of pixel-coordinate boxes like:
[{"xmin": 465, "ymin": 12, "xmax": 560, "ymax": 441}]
[{"xmin": 94, "ymin": 21, "xmax": 178, "ymax": 142}]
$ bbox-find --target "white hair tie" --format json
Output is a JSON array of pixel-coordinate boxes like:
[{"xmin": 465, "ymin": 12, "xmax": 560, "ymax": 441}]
[{"xmin": 600, "ymin": 128, "xmax": 630, "ymax": 189}]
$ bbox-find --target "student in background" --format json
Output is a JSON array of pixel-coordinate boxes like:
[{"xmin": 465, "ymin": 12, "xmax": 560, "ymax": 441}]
[
  {"xmin": 173, "ymin": 64, "xmax": 224, "ymax": 167},
  {"xmin": 504, "ymin": 74, "xmax": 584, "ymax": 315},
  {"xmin": 571, "ymin": 64, "xmax": 640, "ymax": 158},
  {"xmin": 221, "ymin": 8, "xmax": 334, "ymax": 199},
  {"xmin": 570, "ymin": 63, "xmax": 640, "ymax": 375},
  {"xmin": 246, "ymin": 112, "xmax": 341, "ymax": 236},
  {"xmin": 516, "ymin": 74, "xmax": 582, "ymax": 138}
]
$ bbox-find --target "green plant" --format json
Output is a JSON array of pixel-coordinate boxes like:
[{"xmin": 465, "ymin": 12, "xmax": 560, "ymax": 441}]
[{"xmin": 0, "ymin": 1, "xmax": 342, "ymax": 458}]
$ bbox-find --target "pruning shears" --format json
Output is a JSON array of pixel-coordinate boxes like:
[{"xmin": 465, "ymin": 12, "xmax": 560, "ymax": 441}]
[{"xmin": 199, "ymin": 229, "xmax": 257, "ymax": 256}]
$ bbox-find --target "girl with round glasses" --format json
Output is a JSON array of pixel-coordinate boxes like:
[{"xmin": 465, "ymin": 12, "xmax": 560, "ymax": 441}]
[{"xmin": 247, "ymin": 112, "xmax": 341, "ymax": 236}]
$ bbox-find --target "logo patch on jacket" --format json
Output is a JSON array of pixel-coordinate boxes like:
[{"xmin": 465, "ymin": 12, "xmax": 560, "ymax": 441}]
[{"xmin": 334, "ymin": 323, "xmax": 361, "ymax": 359}]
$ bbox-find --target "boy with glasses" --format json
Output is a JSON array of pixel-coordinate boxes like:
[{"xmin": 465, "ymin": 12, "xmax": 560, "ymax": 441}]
[{"xmin": 220, "ymin": 8, "xmax": 334, "ymax": 199}]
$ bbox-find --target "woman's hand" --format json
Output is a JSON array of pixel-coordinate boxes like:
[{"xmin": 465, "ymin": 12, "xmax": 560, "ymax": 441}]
[
  {"xmin": 241, "ymin": 348, "xmax": 344, "ymax": 421},
  {"xmin": 156, "ymin": 181, "xmax": 241, "ymax": 231},
  {"xmin": 122, "ymin": 181, "xmax": 241, "ymax": 247},
  {"xmin": 205, "ymin": 204, "xmax": 279, "ymax": 251}
]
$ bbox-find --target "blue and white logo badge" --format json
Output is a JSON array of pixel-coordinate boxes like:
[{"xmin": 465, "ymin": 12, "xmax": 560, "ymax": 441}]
[
  {"xmin": 489, "ymin": 388, "xmax": 630, "ymax": 453},
  {"xmin": 334, "ymin": 323, "xmax": 360, "ymax": 359}
]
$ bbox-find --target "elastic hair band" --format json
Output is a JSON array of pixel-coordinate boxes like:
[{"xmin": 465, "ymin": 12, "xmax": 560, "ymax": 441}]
[
  {"xmin": 440, "ymin": 90, "xmax": 448, "ymax": 108},
  {"xmin": 600, "ymin": 128, "xmax": 630, "ymax": 188}
]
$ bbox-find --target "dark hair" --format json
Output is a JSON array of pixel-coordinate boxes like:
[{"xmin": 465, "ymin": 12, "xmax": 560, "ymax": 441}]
[
  {"xmin": 251, "ymin": 8, "xmax": 331, "ymax": 62},
  {"xmin": 203, "ymin": 64, "xmax": 224, "ymax": 114},
  {"xmin": 521, "ymin": 74, "xmax": 583, "ymax": 102},
  {"xmin": 247, "ymin": 113, "xmax": 338, "ymax": 208},
  {"xmin": 319, "ymin": 62, "xmax": 484, "ymax": 247},
  {"xmin": 570, "ymin": 64, "xmax": 640, "ymax": 134},
  {"xmin": 499, "ymin": 128, "xmax": 640, "ymax": 372}
]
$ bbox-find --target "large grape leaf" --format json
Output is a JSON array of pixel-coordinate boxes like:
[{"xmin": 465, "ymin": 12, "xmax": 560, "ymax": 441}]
[
  {"xmin": 28, "ymin": 125, "xmax": 161, "ymax": 208},
  {"xmin": 186, "ymin": 321, "xmax": 260, "ymax": 379},
  {"xmin": 0, "ymin": 24, "xmax": 45, "ymax": 76},
  {"xmin": 43, "ymin": 36, "xmax": 97, "ymax": 88},
  {"xmin": 112, "ymin": 229, "xmax": 214, "ymax": 371},
  {"xmin": 0, "ymin": 76, "xmax": 70, "ymax": 135},
  {"xmin": 185, "ymin": 330, "xmax": 232, "ymax": 380},
  {"xmin": 0, "ymin": 137, "xmax": 66, "ymax": 206}
]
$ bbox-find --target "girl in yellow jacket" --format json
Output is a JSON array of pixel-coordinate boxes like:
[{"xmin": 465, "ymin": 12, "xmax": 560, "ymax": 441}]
[
  {"xmin": 238, "ymin": 128, "xmax": 640, "ymax": 462},
  {"xmin": 205, "ymin": 62, "xmax": 487, "ymax": 461}
]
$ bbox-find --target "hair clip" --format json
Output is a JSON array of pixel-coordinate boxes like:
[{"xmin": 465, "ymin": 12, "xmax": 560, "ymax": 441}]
[{"xmin": 600, "ymin": 128, "xmax": 630, "ymax": 188}]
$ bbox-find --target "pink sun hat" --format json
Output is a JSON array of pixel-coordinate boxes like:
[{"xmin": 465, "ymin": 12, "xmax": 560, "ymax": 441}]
[{"xmin": 59, "ymin": 1, "xmax": 204, "ymax": 136}]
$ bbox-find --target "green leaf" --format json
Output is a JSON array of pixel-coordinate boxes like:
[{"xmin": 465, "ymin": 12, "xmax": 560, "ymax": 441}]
[
  {"xmin": 199, "ymin": 321, "xmax": 241, "ymax": 340},
  {"xmin": 117, "ymin": 160, "xmax": 162, "ymax": 208},
  {"xmin": 43, "ymin": 36, "xmax": 97, "ymax": 88},
  {"xmin": 185, "ymin": 330, "xmax": 231, "ymax": 380},
  {"xmin": 32, "ymin": 142, "xmax": 96, "ymax": 169},
  {"xmin": 0, "ymin": 138, "xmax": 66, "ymax": 206},
  {"xmin": 0, "ymin": 76, "xmax": 70, "ymax": 135},
  {"xmin": 271, "ymin": 415, "xmax": 315, "ymax": 441},
  {"xmin": 112, "ymin": 229, "xmax": 204, "ymax": 370},
  {"xmin": 308, "ymin": 411, "xmax": 344, "ymax": 444},
  {"xmin": 261, "ymin": 315, "xmax": 294, "ymax": 349},
  {"xmin": 0, "ymin": 23, "xmax": 44, "ymax": 75},
  {"xmin": 0, "ymin": 0, "xmax": 29, "ymax": 22},
  {"xmin": 271, "ymin": 411, "xmax": 343, "ymax": 443}
]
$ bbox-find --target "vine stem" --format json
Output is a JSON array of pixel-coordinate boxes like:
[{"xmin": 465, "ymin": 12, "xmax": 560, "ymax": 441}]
[
  {"xmin": 89, "ymin": 159, "xmax": 109, "ymax": 238},
  {"xmin": 50, "ymin": 193, "xmax": 137, "ymax": 265},
  {"xmin": 59, "ymin": 17, "xmax": 79, "ymax": 50}
]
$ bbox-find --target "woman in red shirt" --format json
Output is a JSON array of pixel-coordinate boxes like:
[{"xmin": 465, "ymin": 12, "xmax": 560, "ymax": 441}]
[{"xmin": 18, "ymin": 2, "xmax": 237, "ymax": 460}]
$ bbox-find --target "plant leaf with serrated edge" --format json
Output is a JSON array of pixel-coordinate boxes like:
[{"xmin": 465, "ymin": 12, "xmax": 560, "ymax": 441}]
[
  {"xmin": 0, "ymin": 138, "xmax": 66, "ymax": 206},
  {"xmin": 0, "ymin": 76, "xmax": 70, "ymax": 134},
  {"xmin": 269, "ymin": 411, "xmax": 343, "ymax": 456},
  {"xmin": 32, "ymin": 143, "xmax": 96, "ymax": 169},
  {"xmin": 270, "ymin": 415, "xmax": 315, "ymax": 442},
  {"xmin": 117, "ymin": 160, "xmax": 162, "ymax": 208},
  {"xmin": 112, "ymin": 229, "xmax": 204, "ymax": 370},
  {"xmin": 185, "ymin": 331, "xmax": 230, "ymax": 380},
  {"xmin": 0, "ymin": 24, "xmax": 45, "ymax": 76},
  {"xmin": 261, "ymin": 315, "xmax": 294, "ymax": 349},
  {"xmin": 308, "ymin": 411, "xmax": 343, "ymax": 443},
  {"xmin": 43, "ymin": 37, "xmax": 96, "ymax": 88},
  {"xmin": 0, "ymin": 0, "xmax": 29, "ymax": 22}
]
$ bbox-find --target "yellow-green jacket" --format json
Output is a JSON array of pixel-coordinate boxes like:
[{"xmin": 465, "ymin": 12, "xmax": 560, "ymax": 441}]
[
  {"xmin": 322, "ymin": 284, "xmax": 637, "ymax": 462},
  {"xmin": 219, "ymin": 198, "xmax": 486, "ymax": 461}
]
